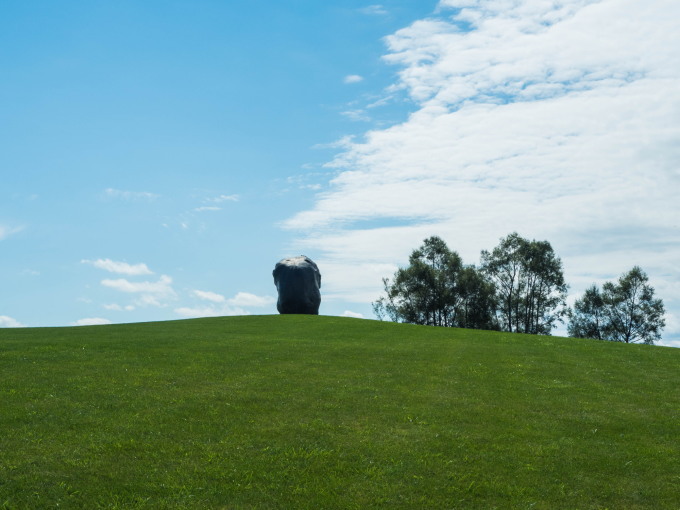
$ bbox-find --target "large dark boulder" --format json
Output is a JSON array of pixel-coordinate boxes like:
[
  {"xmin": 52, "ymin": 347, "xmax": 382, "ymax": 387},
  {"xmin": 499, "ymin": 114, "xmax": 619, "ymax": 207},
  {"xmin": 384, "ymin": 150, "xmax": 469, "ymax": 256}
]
[{"xmin": 272, "ymin": 256, "xmax": 321, "ymax": 315}]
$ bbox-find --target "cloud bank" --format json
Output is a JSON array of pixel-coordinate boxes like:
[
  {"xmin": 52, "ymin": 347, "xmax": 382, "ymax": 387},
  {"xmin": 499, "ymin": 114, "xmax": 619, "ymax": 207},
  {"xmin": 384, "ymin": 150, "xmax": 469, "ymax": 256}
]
[
  {"xmin": 0, "ymin": 315, "xmax": 24, "ymax": 328},
  {"xmin": 285, "ymin": 0, "xmax": 680, "ymax": 344}
]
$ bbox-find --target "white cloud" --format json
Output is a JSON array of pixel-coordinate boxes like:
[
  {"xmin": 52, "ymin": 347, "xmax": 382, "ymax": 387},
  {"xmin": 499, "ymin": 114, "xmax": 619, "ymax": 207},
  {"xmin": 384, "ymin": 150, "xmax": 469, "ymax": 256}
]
[
  {"xmin": 658, "ymin": 313, "xmax": 679, "ymax": 347},
  {"xmin": 206, "ymin": 194, "xmax": 239, "ymax": 203},
  {"xmin": 72, "ymin": 318, "xmax": 112, "ymax": 326},
  {"xmin": 344, "ymin": 74, "xmax": 364, "ymax": 84},
  {"xmin": 175, "ymin": 291, "xmax": 275, "ymax": 319},
  {"xmin": 133, "ymin": 295, "xmax": 168, "ymax": 307},
  {"xmin": 0, "ymin": 315, "xmax": 25, "ymax": 328},
  {"xmin": 341, "ymin": 109, "xmax": 371, "ymax": 122},
  {"xmin": 82, "ymin": 258, "xmax": 154, "ymax": 276},
  {"xmin": 174, "ymin": 305, "xmax": 249, "ymax": 318},
  {"xmin": 103, "ymin": 303, "xmax": 135, "ymax": 311},
  {"xmin": 194, "ymin": 206, "xmax": 222, "ymax": 212},
  {"xmin": 359, "ymin": 5, "xmax": 388, "ymax": 16},
  {"xmin": 101, "ymin": 275, "xmax": 173, "ymax": 294},
  {"xmin": 342, "ymin": 310, "xmax": 365, "ymax": 319},
  {"xmin": 227, "ymin": 292, "xmax": 275, "ymax": 308},
  {"xmin": 284, "ymin": 172, "xmax": 329, "ymax": 192},
  {"xmin": 0, "ymin": 224, "xmax": 24, "ymax": 241},
  {"xmin": 312, "ymin": 135, "xmax": 356, "ymax": 151},
  {"xmin": 284, "ymin": 0, "xmax": 680, "ymax": 344},
  {"xmin": 101, "ymin": 275, "xmax": 177, "ymax": 308},
  {"xmin": 193, "ymin": 290, "xmax": 226, "ymax": 303},
  {"xmin": 104, "ymin": 188, "xmax": 159, "ymax": 201}
]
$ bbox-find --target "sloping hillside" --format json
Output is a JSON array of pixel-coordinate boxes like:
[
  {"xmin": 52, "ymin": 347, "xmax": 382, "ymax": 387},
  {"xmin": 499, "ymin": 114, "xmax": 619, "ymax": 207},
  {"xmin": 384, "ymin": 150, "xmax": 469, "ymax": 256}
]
[{"xmin": 1, "ymin": 315, "xmax": 678, "ymax": 509}]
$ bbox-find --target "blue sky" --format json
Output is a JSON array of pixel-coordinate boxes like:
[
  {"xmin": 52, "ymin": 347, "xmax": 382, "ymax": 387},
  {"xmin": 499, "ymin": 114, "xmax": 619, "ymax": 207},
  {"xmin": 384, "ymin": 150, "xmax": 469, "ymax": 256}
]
[{"xmin": 2, "ymin": 1, "xmax": 679, "ymax": 347}]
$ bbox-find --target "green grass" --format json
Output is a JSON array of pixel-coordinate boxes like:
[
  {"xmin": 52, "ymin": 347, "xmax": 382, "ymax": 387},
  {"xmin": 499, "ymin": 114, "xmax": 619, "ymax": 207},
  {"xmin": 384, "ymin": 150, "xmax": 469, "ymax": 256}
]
[{"xmin": 0, "ymin": 315, "xmax": 678, "ymax": 509}]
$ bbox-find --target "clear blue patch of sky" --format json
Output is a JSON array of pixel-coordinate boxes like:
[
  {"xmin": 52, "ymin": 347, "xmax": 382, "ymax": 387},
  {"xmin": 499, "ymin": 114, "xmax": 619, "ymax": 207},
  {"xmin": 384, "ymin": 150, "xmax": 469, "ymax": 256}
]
[{"xmin": 0, "ymin": 0, "xmax": 438, "ymax": 326}]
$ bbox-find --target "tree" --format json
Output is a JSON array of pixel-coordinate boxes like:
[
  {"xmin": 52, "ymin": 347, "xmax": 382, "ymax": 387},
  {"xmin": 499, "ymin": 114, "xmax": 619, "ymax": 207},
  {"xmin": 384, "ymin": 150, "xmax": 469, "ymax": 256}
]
[
  {"xmin": 480, "ymin": 232, "xmax": 568, "ymax": 335},
  {"xmin": 569, "ymin": 267, "xmax": 665, "ymax": 344},
  {"xmin": 567, "ymin": 284, "xmax": 605, "ymax": 340},
  {"xmin": 373, "ymin": 236, "xmax": 496, "ymax": 329},
  {"xmin": 455, "ymin": 266, "xmax": 498, "ymax": 330}
]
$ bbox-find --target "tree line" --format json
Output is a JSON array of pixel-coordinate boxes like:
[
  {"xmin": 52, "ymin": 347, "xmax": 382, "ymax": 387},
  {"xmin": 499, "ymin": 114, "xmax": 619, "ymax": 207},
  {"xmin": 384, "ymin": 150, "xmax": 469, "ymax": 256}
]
[{"xmin": 373, "ymin": 233, "xmax": 666, "ymax": 345}]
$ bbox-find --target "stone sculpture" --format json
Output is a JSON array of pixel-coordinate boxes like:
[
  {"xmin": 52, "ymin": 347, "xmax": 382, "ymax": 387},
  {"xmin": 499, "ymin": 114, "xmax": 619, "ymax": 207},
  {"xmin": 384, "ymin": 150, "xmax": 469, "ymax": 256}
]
[{"xmin": 272, "ymin": 256, "xmax": 321, "ymax": 315}]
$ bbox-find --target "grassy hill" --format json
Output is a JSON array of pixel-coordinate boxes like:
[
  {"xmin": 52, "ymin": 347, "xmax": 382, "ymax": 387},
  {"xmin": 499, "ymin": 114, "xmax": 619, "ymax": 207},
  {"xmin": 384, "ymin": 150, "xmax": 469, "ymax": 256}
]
[{"xmin": 0, "ymin": 315, "xmax": 678, "ymax": 509}]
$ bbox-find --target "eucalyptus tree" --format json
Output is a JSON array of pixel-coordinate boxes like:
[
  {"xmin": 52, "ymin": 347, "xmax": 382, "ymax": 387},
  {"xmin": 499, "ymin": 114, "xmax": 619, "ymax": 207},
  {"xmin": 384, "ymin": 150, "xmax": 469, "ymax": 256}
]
[
  {"xmin": 373, "ymin": 236, "xmax": 496, "ymax": 329},
  {"xmin": 480, "ymin": 232, "xmax": 568, "ymax": 335},
  {"xmin": 569, "ymin": 267, "xmax": 665, "ymax": 344},
  {"xmin": 568, "ymin": 284, "xmax": 606, "ymax": 340},
  {"xmin": 455, "ymin": 265, "xmax": 498, "ymax": 330}
]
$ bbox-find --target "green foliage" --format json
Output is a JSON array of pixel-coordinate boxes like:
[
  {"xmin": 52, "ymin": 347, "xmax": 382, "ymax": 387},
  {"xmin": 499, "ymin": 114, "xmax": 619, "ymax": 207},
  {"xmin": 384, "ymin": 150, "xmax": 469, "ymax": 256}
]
[
  {"xmin": 455, "ymin": 265, "xmax": 498, "ymax": 330},
  {"xmin": 376, "ymin": 233, "xmax": 569, "ymax": 336},
  {"xmin": 373, "ymin": 236, "xmax": 496, "ymax": 329},
  {"xmin": 1, "ymin": 316, "xmax": 678, "ymax": 509},
  {"xmin": 481, "ymin": 232, "xmax": 568, "ymax": 335},
  {"xmin": 568, "ymin": 284, "xmax": 606, "ymax": 340},
  {"xmin": 569, "ymin": 266, "xmax": 666, "ymax": 344}
]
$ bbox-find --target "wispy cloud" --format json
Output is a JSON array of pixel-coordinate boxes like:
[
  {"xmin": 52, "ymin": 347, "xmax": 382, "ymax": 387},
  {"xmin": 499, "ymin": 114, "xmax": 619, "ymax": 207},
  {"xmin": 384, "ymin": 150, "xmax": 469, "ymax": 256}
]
[
  {"xmin": 175, "ymin": 291, "xmax": 275, "ymax": 318},
  {"xmin": 359, "ymin": 5, "xmax": 388, "ymax": 16},
  {"xmin": 101, "ymin": 274, "xmax": 174, "ymax": 295},
  {"xmin": 205, "ymin": 194, "xmax": 239, "ymax": 203},
  {"xmin": 342, "ymin": 310, "xmax": 365, "ymax": 319},
  {"xmin": 104, "ymin": 188, "xmax": 159, "ymax": 201},
  {"xmin": 72, "ymin": 318, "xmax": 112, "ymax": 326},
  {"xmin": 101, "ymin": 275, "xmax": 177, "ymax": 307},
  {"xmin": 344, "ymin": 74, "xmax": 364, "ymax": 84},
  {"xmin": 0, "ymin": 224, "xmax": 24, "ymax": 241},
  {"xmin": 189, "ymin": 193, "xmax": 238, "ymax": 215},
  {"xmin": 103, "ymin": 303, "xmax": 135, "ymax": 311},
  {"xmin": 228, "ymin": 292, "xmax": 275, "ymax": 308},
  {"xmin": 341, "ymin": 109, "xmax": 371, "ymax": 122},
  {"xmin": 312, "ymin": 136, "xmax": 356, "ymax": 151},
  {"xmin": 192, "ymin": 289, "xmax": 226, "ymax": 303},
  {"xmin": 285, "ymin": 0, "xmax": 680, "ymax": 345},
  {"xmin": 194, "ymin": 206, "xmax": 222, "ymax": 212},
  {"xmin": 82, "ymin": 258, "xmax": 154, "ymax": 276},
  {"xmin": 174, "ymin": 306, "xmax": 229, "ymax": 319}
]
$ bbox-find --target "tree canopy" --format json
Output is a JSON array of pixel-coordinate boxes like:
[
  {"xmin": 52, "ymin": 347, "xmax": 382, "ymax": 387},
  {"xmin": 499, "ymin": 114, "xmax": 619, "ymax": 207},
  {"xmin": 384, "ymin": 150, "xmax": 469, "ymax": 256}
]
[
  {"xmin": 375, "ymin": 234, "xmax": 666, "ymax": 345},
  {"xmin": 373, "ymin": 236, "xmax": 496, "ymax": 330},
  {"xmin": 568, "ymin": 266, "xmax": 665, "ymax": 344},
  {"xmin": 480, "ymin": 232, "xmax": 568, "ymax": 335}
]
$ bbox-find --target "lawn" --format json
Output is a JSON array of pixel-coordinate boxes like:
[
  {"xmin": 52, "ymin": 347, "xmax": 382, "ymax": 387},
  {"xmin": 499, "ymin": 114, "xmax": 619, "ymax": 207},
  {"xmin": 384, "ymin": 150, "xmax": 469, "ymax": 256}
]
[{"xmin": 0, "ymin": 315, "xmax": 678, "ymax": 509}]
